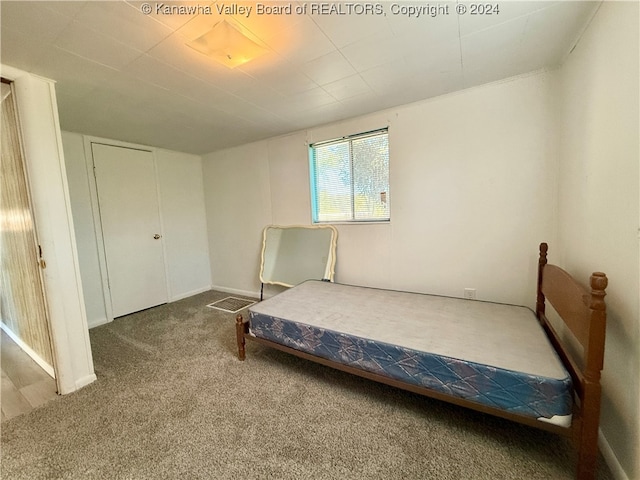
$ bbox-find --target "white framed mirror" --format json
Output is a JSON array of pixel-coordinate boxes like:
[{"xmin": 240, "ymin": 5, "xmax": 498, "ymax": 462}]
[{"xmin": 259, "ymin": 225, "xmax": 338, "ymax": 293}]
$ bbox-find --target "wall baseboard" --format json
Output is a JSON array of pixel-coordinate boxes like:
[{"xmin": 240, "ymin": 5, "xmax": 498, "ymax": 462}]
[
  {"xmin": 599, "ymin": 429, "xmax": 629, "ymax": 480},
  {"xmin": 73, "ymin": 373, "xmax": 98, "ymax": 392},
  {"xmin": 87, "ymin": 286, "xmax": 225, "ymax": 328},
  {"xmin": 87, "ymin": 316, "xmax": 110, "ymax": 329},
  {"xmin": 0, "ymin": 322, "xmax": 56, "ymax": 378},
  {"xmin": 210, "ymin": 284, "xmax": 260, "ymax": 299},
  {"xmin": 170, "ymin": 286, "xmax": 213, "ymax": 302}
]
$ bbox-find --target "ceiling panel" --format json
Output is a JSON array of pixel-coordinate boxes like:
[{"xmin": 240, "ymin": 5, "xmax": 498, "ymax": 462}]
[
  {"xmin": 457, "ymin": 1, "xmax": 558, "ymax": 36},
  {"xmin": 460, "ymin": 15, "xmax": 530, "ymax": 73},
  {"xmin": 1, "ymin": 1, "xmax": 74, "ymax": 41},
  {"xmin": 124, "ymin": 54, "xmax": 203, "ymax": 93},
  {"xmin": 1, "ymin": 27, "xmax": 47, "ymax": 72},
  {"xmin": 0, "ymin": 0, "xmax": 601, "ymax": 155},
  {"xmin": 384, "ymin": 6, "xmax": 459, "ymax": 41},
  {"xmin": 266, "ymin": 15, "xmax": 337, "ymax": 64},
  {"xmin": 302, "ymin": 50, "xmax": 357, "ymax": 86},
  {"xmin": 54, "ymin": 21, "xmax": 144, "ymax": 70},
  {"xmin": 322, "ymin": 74, "xmax": 374, "ymax": 101},
  {"xmin": 72, "ymin": 2, "xmax": 173, "ymax": 52},
  {"xmin": 310, "ymin": 10, "xmax": 391, "ymax": 48},
  {"xmin": 340, "ymin": 32, "xmax": 408, "ymax": 72}
]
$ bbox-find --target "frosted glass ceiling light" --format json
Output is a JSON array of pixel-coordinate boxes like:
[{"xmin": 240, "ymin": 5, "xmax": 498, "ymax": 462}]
[{"xmin": 187, "ymin": 20, "xmax": 269, "ymax": 69}]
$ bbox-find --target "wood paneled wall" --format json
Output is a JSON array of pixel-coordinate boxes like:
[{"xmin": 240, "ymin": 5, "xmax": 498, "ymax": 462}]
[{"xmin": 0, "ymin": 81, "xmax": 54, "ymax": 368}]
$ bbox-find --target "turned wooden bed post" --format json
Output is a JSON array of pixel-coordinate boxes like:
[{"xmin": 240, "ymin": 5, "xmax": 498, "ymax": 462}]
[
  {"xmin": 576, "ymin": 272, "xmax": 608, "ymax": 479},
  {"xmin": 536, "ymin": 242, "xmax": 548, "ymax": 319},
  {"xmin": 236, "ymin": 314, "xmax": 246, "ymax": 361}
]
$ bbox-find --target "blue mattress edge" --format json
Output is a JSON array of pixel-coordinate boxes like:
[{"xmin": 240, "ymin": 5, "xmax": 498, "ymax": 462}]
[{"xmin": 249, "ymin": 310, "xmax": 573, "ymax": 420}]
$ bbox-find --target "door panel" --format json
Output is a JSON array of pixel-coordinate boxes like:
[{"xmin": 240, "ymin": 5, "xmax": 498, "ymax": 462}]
[
  {"xmin": 92, "ymin": 143, "xmax": 168, "ymax": 318},
  {"xmin": 0, "ymin": 81, "xmax": 54, "ymax": 371}
]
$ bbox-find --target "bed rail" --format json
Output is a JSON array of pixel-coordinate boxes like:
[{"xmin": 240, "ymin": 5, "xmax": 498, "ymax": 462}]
[
  {"xmin": 236, "ymin": 243, "xmax": 607, "ymax": 480},
  {"xmin": 536, "ymin": 242, "xmax": 607, "ymax": 480}
]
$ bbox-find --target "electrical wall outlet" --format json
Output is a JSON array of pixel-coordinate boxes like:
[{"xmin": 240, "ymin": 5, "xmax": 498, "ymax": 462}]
[{"xmin": 464, "ymin": 288, "xmax": 476, "ymax": 300}]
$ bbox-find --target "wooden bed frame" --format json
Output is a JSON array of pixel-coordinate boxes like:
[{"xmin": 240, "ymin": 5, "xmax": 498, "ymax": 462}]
[{"xmin": 235, "ymin": 243, "xmax": 607, "ymax": 480}]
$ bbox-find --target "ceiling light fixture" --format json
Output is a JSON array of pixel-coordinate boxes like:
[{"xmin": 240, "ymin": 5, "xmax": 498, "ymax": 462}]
[{"xmin": 186, "ymin": 20, "xmax": 269, "ymax": 69}]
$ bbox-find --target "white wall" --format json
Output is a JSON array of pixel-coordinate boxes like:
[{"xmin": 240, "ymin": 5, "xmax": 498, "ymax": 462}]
[
  {"xmin": 203, "ymin": 140, "xmax": 273, "ymax": 297},
  {"xmin": 155, "ymin": 149, "xmax": 212, "ymax": 300},
  {"xmin": 1, "ymin": 64, "xmax": 95, "ymax": 394},
  {"xmin": 557, "ymin": 3, "xmax": 639, "ymax": 479},
  {"xmin": 62, "ymin": 133, "xmax": 212, "ymax": 327},
  {"xmin": 203, "ymin": 70, "xmax": 559, "ymax": 306},
  {"xmin": 62, "ymin": 132, "xmax": 107, "ymax": 326}
]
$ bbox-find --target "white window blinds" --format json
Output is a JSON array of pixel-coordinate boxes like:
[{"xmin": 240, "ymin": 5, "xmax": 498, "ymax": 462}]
[{"xmin": 310, "ymin": 128, "xmax": 389, "ymax": 223}]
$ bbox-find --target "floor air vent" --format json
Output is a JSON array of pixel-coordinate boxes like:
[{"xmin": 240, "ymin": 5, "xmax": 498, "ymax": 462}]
[{"xmin": 207, "ymin": 297, "xmax": 256, "ymax": 313}]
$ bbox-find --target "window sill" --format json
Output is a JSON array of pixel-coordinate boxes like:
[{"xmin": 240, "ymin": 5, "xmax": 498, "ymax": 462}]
[{"xmin": 313, "ymin": 221, "xmax": 391, "ymax": 226}]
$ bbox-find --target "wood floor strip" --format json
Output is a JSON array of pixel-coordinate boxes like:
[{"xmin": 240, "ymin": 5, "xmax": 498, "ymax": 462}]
[
  {"xmin": 1, "ymin": 370, "xmax": 33, "ymax": 420},
  {"xmin": 20, "ymin": 379, "xmax": 59, "ymax": 409},
  {"xmin": 1, "ymin": 331, "xmax": 57, "ymax": 422}
]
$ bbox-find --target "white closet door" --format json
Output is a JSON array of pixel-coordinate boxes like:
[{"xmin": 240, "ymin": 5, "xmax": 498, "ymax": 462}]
[{"xmin": 92, "ymin": 143, "xmax": 168, "ymax": 318}]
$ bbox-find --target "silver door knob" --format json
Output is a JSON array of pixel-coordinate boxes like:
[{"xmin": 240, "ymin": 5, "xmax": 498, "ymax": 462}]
[{"xmin": 153, "ymin": 234, "xmax": 161, "ymax": 239}]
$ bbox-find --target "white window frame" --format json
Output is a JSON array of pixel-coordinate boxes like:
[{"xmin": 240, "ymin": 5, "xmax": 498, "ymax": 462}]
[{"xmin": 309, "ymin": 128, "xmax": 390, "ymax": 224}]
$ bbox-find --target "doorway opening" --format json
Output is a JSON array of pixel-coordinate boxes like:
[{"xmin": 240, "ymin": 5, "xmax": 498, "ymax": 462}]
[{"xmin": 0, "ymin": 78, "xmax": 59, "ymax": 415}]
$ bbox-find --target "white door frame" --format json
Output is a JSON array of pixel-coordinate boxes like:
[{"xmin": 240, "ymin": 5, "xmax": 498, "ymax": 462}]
[
  {"xmin": 1, "ymin": 64, "xmax": 96, "ymax": 394},
  {"xmin": 83, "ymin": 135, "xmax": 172, "ymax": 323},
  {"xmin": 1, "ymin": 79, "xmax": 57, "ymax": 381}
]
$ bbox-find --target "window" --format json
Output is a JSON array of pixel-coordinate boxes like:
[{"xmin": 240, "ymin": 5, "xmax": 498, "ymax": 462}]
[{"xmin": 309, "ymin": 128, "xmax": 389, "ymax": 223}]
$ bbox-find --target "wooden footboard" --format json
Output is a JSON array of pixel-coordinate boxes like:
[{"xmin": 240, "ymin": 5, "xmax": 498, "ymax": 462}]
[
  {"xmin": 236, "ymin": 243, "xmax": 607, "ymax": 480},
  {"xmin": 537, "ymin": 243, "xmax": 607, "ymax": 480}
]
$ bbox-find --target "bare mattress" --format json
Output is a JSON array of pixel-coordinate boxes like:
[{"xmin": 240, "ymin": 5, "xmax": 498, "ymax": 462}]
[{"xmin": 248, "ymin": 280, "xmax": 572, "ymax": 425}]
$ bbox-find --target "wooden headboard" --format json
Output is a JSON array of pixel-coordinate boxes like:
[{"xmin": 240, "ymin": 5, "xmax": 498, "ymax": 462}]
[{"xmin": 535, "ymin": 242, "xmax": 607, "ymax": 479}]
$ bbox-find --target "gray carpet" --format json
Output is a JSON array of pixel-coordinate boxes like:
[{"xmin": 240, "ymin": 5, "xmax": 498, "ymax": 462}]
[{"xmin": 1, "ymin": 290, "xmax": 614, "ymax": 479}]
